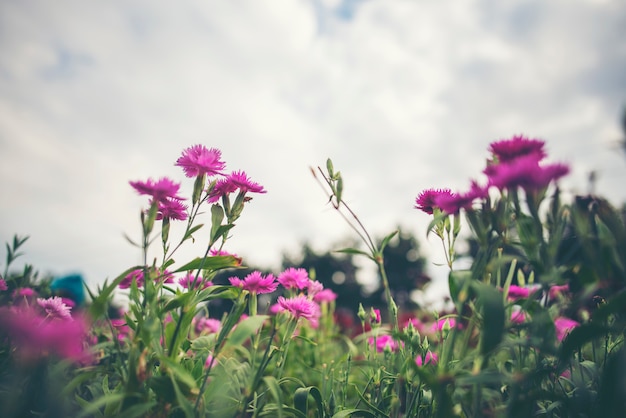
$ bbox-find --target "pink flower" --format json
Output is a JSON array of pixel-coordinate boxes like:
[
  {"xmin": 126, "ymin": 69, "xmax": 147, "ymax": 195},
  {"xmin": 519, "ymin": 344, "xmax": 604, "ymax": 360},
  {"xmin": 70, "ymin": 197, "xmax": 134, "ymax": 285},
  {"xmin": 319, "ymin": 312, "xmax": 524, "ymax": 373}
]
[
  {"xmin": 154, "ymin": 198, "xmax": 188, "ymax": 221},
  {"xmin": 37, "ymin": 296, "xmax": 73, "ymax": 320},
  {"xmin": 415, "ymin": 351, "xmax": 438, "ymax": 366},
  {"xmin": 129, "ymin": 177, "xmax": 184, "ymax": 203},
  {"xmin": 431, "ymin": 317, "xmax": 457, "ymax": 332},
  {"xmin": 307, "ymin": 280, "xmax": 324, "ymax": 297},
  {"xmin": 277, "ymin": 267, "xmax": 310, "ymax": 290},
  {"xmin": 208, "ymin": 171, "xmax": 266, "ymax": 203},
  {"xmin": 0, "ymin": 306, "xmax": 90, "ymax": 362},
  {"xmin": 549, "ymin": 284, "xmax": 569, "ymax": 301},
  {"xmin": 415, "ymin": 188, "xmax": 454, "ymax": 215},
  {"xmin": 371, "ymin": 308, "xmax": 382, "ymax": 324},
  {"xmin": 368, "ymin": 334, "xmax": 403, "ymax": 353},
  {"xmin": 555, "ymin": 317, "xmax": 579, "ymax": 342},
  {"xmin": 179, "ymin": 273, "xmax": 213, "ymax": 290},
  {"xmin": 229, "ymin": 271, "xmax": 278, "ymax": 294},
  {"xmin": 175, "ymin": 145, "xmax": 226, "ymax": 178},
  {"xmin": 204, "ymin": 353, "xmax": 216, "ymax": 368},
  {"xmin": 510, "ymin": 310, "xmax": 527, "ymax": 324},
  {"xmin": 111, "ymin": 318, "xmax": 131, "ymax": 342},
  {"xmin": 0, "ymin": 278, "xmax": 7, "ymax": 291},
  {"xmin": 277, "ymin": 295, "xmax": 319, "ymax": 321},
  {"xmin": 119, "ymin": 269, "xmax": 145, "ymax": 289},
  {"xmin": 435, "ymin": 181, "xmax": 488, "ymax": 214},
  {"xmin": 506, "ymin": 285, "xmax": 531, "ymax": 301},
  {"xmin": 158, "ymin": 269, "xmax": 175, "ymax": 284},
  {"xmin": 489, "ymin": 135, "xmax": 546, "ymax": 163},
  {"xmin": 194, "ymin": 317, "xmax": 221, "ymax": 334},
  {"xmin": 313, "ymin": 288, "xmax": 337, "ymax": 303},
  {"xmin": 485, "ymin": 154, "xmax": 569, "ymax": 191},
  {"xmin": 14, "ymin": 287, "xmax": 36, "ymax": 298}
]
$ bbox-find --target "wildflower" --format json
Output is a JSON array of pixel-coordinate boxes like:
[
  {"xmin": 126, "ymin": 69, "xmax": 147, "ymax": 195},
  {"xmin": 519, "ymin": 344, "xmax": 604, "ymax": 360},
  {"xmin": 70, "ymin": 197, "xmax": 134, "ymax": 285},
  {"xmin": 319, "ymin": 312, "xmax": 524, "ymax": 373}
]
[
  {"xmin": 179, "ymin": 272, "xmax": 213, "ymax": 290},
  {"xmin": 37, "ymin": 296, "xmax": 73, "ymax": 320},
  {"xmin": 154, "ymin": 198, "xmax": 188, "ymax": 221},
  {"xmin": 204, "ymin": 353, "xmax": 215, "ymax": 368},
  {"xmin": 158, "ymin": 269, "xmax": 175, "ymax": 284},
  {"xmin": 208, "ymin": 171, "xmax": 266, "ymax": 203},
  {"xmin": 111, "ymin": 318, "xmax": 131, "ymax": 342},
  {"xmin": 488, "ymin": 135, "xmax": 546, "ymax": 163},
  {"xmin": 435, "ymin": 181, "xmax": 488, "ymax": 214},
  {"xmin": 175, "ymin": 145, "xmax": 226, "ymax": 178},
  {"xmin": 548, "ymin": 284, "xmax": 569, "ymax": 301},
  {"xmin": 194, "ymin": 317, "xmax": 221, "ymax": 335},
  {"xmin": 129, "ymin": 177, "xmax": 184, "ymax": 203},
  {"xmin": 415, "ymin": 188, "xmax": 455, "ymax": 215},
  {"xmin": 555, "ymin": 317, "xmax": 579, "ymax": 342},
  {"xmin": 506, "ymin": 285, "xmax": 531, "ymax": 301},
  {"xmin": 119, "ymin": 269, "xmax": 145, "ymax": 289},
  {"xmin": 431, "ymin": 317, "xmax": 457, "ymax": 333},
  {"xmin": 277, "ymin": 295, "xmax": 319, "ymax": 321},
  {"xmin": 14, "ymin": 287, "xmax": 36, "ymax": 298},
  {"xmin": 229, "ymin": 271, "xmax": 278, "ymax": 294},
  {"xmin": 415, "ymin": 351, "xmax": 438, "ymax": 366},
  {"xmin": 484, "ymin": 154, "xmax": 569, "ymax": 191},
  {"xmin": 510, "ymin": 310, "xmax": 527, "ymax": 324},
  {"xmin": 313, "ymin": 288, "xmax": 337, "ymax": 303},
  {"xmin": 368, "ymin": 334, "xmax": 403, "ymax": 353},
  {"xmin": 371, "ymin": 308, "xmax": 382, "ymax": 325},
  {"xmin": 0, "ymin": 278, "xmax": 7, "ymax": 291},
  {"xmin": 307, "ymin": 280, "xmax": 324, "ymax": 298},
  {"xmin": 277, "ymin": 267, "xmax": 310, "ymax": 290},
  {"xmin": 0, "ymin": 306, "xmax": 90, "ymax": 362}
]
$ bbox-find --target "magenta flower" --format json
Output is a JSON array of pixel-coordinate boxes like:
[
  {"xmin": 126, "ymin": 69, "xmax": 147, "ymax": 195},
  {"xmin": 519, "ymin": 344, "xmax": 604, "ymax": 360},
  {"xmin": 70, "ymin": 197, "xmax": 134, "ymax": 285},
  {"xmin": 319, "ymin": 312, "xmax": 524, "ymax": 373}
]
[
  {"xmin": 179, "ymin": 272, "xmax": 213, "ymax": 290},
  {"xmin": 208, "ymin": 171, "xmax": 266, "ymax": 203},
  {"xmin": 313, "ymin": 288, "xmax": 337, "ymax": 303},
  {"xmin": 307, "ymin": 280, "xmax": 324, "ymax": 297},
  {"xmin": 119, "ymin": 269, "xmax": 145, "ymax": 289},
  {"xmin": 555, "ymin": 317, "xmax": 579, "ymax": 342},
  {"xmin": 489, "ymin": 135, "xmax": 546, "ymax": 163},
  {"xmin": 368, "ymin": 334, "xmax": 403, "ymax": 353},
  {"xmin": 158, "ymin": 269, "xmax": 175, "ymax": 284},
  {"xmin": 506, "ymin": 285, "xmax": 531, "ymax": 301},
  {"xmin": 435, "ymin": 181, "xmax": 488, "ymax": 214},
  {"xmin": 484, "ymin": 154, "xmax": 569, "ymax": 191},
  {"xmin": 0, "ymin": 278, "xmax": 7, "ymax": 291},
  {"xmin": 0, "ymin": 306, "xmax": 90, "ymax": 362},
  {"xmin": 194, "ymin": 317, "xmax": 221, "ymax": 334},
  {"xmin": 510, "ymin": 310, "xmax": 527, "ymax": 324},
  {"xmin": 37, "ymin": 296, "xmax": 73, "ymax": 320},
  {"xmin": 415, "ymin": 351, "xmax": 438, "ymax": 366},
  {"xmin": 14, "ymin": 287, "xmax": 36, "ymax": 298},
  {"xmin": 549, "ymin": 284, "xmax": 569, "ymax": 301},
  {"xmin": 277, "ymin": 267, "xmax": 310, "ymax": 290},
  {"xmin": 431, "ymin": 317, "xmax": 457, "ymax": 332},
  {"xmin": 154, "ymin": 198, "xmax": 188, "ymax": 221},
  {"xmin": 229, "ymin": 271, "xmax": 278, "ymax": 294},
  {"xmin": 277, "ymin": 295, "xmax": 319, "ymax": 321},
  {"xmin": 175, "ymin": 144, "xmax": 226, "ymax": 178},
  {"xmin": 415, "ymin": 188, "xmax": 454, "ymax": 214},
  {"xmin": 129, "ymin": 177, "xmax": 183, "ymax": 203}
]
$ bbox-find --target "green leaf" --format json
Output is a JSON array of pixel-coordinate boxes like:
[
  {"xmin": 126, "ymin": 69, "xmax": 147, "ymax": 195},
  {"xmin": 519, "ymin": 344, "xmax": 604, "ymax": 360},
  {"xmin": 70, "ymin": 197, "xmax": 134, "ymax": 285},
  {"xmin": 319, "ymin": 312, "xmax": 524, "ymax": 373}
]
[
  {"xmin": 174, "ymin": 255, "xmax": 241, "ymax": 273},
  {"xmin": 472, "ymin": 282, "xmax": 505, "ymax": 358},
  {"xmin": 294, "ymin": 386, "xmax": 324, "ymax": 418},
  {"xmin": 183, "ymin": 223, "xmax": 204, "ymax": 242},
  {"xmin": 332, "ymin": 409, "xmax": 378, "ymax": 418},
  {"xmin": 379, "ymin": 230, "xmax": 399, "ymax": 253},
  {"xmin": 335, "ymin": 247, "xmax": 373, "ymax": 259},
  {"xmin": 88, "ymin": 266, "xmax": 143, "ymax": 319},
  {"xmin": 263, "ymin": 376, "xmax": 284, "ymax": 418},
  {"xmin": 224, "ymin": 315, "xmax": 269, "ymax": 349}
]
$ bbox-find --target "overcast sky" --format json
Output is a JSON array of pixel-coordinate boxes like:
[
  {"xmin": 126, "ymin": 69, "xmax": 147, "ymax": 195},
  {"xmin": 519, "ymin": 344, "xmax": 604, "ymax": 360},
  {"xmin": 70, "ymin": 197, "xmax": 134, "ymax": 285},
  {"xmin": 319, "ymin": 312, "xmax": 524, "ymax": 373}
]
[{"xmin": 1, "ymin": 0, "xmax": 625, "ymax": 305}]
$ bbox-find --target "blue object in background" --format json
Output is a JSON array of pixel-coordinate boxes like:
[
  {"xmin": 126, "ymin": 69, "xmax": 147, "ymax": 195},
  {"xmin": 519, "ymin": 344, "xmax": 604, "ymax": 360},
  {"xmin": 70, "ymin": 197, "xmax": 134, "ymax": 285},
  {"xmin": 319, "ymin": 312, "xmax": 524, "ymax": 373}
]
[{"xmin": 50, "ymin": 274, "xmax": 86, "ymax": 306}]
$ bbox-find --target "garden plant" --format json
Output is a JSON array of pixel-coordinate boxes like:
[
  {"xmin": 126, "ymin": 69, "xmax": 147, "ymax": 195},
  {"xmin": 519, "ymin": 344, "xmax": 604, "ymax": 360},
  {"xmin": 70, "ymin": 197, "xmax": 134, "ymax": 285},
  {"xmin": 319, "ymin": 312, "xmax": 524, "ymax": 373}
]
[{"xmin": 1, "ymin": 136, "xmax": 626, "ymax": 417}]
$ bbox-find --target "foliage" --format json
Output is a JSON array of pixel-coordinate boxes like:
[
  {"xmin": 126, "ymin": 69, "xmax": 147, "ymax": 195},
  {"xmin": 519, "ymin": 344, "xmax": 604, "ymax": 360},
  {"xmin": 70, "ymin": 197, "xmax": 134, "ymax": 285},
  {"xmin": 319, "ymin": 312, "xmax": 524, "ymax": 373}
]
[{"xmin": 1, "ymin": 138, "xmax": 626, "ymax": 417}]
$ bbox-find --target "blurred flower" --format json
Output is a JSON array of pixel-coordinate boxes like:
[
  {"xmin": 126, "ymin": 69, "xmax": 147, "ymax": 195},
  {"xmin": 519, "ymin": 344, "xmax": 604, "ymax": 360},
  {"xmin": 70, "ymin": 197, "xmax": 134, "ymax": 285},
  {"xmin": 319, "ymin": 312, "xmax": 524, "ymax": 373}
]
[
  {"xmin": 37, "ymin": 296, "xmax": 73, "ymax": 320},
  {"xmin": 277, "ymin": 295, "xmax": 319, "ymax": 321},
  {"xmin": 204, "ymin": 353, "xmax": 215, "ymax": 368},
  {"xmin": 415, "ymin": 351, "xmax": 438, "ymax": 366},
  {"xmin": 0, "ymin": 306, "xmax": 90, "ymax": 362},
  {"xmin": 485, "ymin": 154, "xmax": 569, "ymax": 191},
  {"xmin": 154, "ymin": 198, "xmax": 188, "ymax": 221},
  {"xmin": 119, "ymin": 269, "xmax": 145, "ymax": 289},
  {"xmin": 0, "ymin": 278, "xmax": 7, "ymax": 291},
  {"xmin": 555, "ymin": 317, "xmax": 579, "ymax": 342},
  {"xmin": 129, "ymin": 177, "xmax": 184, "ymax": 203},
  {"xmin": 435, "ymin": 181, "xmax": 488, "ymax": 214},
  {"xmin": 510, "ymin": 310, "xmax": 527, "ymax": 324},
  {"xmin": 368, "ymin": 334, "xmax": 403, "ymax": 353},
  {"xmin": 489, "ymin": 135, "xmax": 546, "ymax": 163},
  {"xmin": 307, "ymin": 280, "xmax": 324, "ymax": 297},
  {"xmin": 549, "ymin": 284, "xmax": 570, "ymax": 301},
  {"xmin": 313, "ymin": 288, "xmax": 337, "ymax": 303},
  {"xmin": 194, "ymin": 317, "xmax": 221, "ymax": 335},
  {"xmin": 179, "ymin": 272, "xmax": 213, "ymax": 290},
  {"xmin": 175, "ymin": 145, "xmax": 226, "ymax": 178},
  {"xmin": 506, "ymin": 285, "xmax": 537, "ymax": 301},
  {"xmin": 229, "ymin": 271, "xmax": 278, "ymax": 294},
  {"xmin": 414, "ymin": 188, "xmax": 454, "ymax": 214},
  {"xmin": 431, "ymin": 317, "xmax": 457, "ymax": 332},
  {"xmin": 371, "ymin": 308, "xmax": 382, "ymax": 324},
  {"xmin": 277, "ymin": 267, "xmax": 309, "ymax": 290}
]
